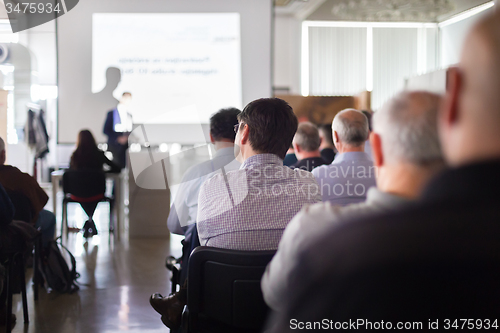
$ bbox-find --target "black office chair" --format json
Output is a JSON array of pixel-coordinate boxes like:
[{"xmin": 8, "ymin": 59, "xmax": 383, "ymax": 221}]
[
  {"xmin": 62, "ymin": 170, "xmax": 113, "ymax": 238},
  {"xmin": 181, "ymin": 246, "xmax": 276, "ymax": 333},
  {"xmin": 0, "ymin": 224, "xmax": 39, "ymax": 333},
  {"xmin": 4, "ymin": 189, "xmax": 42, "ymax": 300},
  {"xmin": 2, "ymin": 250, "xmax": 28, "ymax": 332},
  {"xmin": 5, "ymin": 190, "xmax": 34, "ymax": 225}
]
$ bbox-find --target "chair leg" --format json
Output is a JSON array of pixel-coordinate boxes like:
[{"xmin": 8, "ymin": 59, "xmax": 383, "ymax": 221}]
[
  {"xmin": 109, "ymin": 201, "xmax": 114, "ymax": 233},
  {"xmin": 61, "ymin": 201, "xmax": 66, "ymax": 238},
  {"xmin": 33, "ymin": 236, "xmax": 41, "ymax": 301},
  {"xmin": 16, "ymin": 254, "xmax": 29, "ymax": 324},
  {"xmin": 64, "ymin": 202, "xmax": 69, "ymax": 239},
  {"xmin": 5, "ymin": 257, "xmax": 13, "ymax": 333}
]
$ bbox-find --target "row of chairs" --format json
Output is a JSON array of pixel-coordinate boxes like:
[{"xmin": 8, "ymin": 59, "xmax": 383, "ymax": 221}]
[
  {"xmin": 0, "ymin": 189, "xmax": 42, "ymax": 333},
  {"xmin": 1, "ymin": 170, "xmax": 112, "ymax": 332}
]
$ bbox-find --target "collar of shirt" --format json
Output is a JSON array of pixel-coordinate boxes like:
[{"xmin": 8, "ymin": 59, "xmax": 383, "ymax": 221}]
[
  {"xmin": 366, "ymin": 187, "xmax": 411, "ymax": 210},
  {"xmin": 240, "ymin": 153, "xmax": 282, "ymax": 169},
  {"xmin": 215, "ymin": 146, "xmax": 236, "ymax": 158},
  {"xmin": 117, "ymin": 105, "xmax": 127, "ymax": 121},
  {"xmin": 332, "ymin": 152, "xmax": 371, "ymax": 164}
]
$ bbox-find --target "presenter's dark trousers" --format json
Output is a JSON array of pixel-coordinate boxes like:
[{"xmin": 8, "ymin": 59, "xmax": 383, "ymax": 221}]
[{"xmin": 108, "ymin": 143, "xmax": 127, "ymax": 170}]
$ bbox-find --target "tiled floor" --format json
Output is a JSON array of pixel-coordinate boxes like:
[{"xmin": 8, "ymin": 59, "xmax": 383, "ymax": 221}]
[{"xmin": 6, "ymin": 194, "xmax": 182, "ymax": 333}]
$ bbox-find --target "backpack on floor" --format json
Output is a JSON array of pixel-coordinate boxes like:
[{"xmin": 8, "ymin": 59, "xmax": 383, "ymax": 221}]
[{"xmin": 38, "ymin": 237, "xmax": 80, "ymax": 293}]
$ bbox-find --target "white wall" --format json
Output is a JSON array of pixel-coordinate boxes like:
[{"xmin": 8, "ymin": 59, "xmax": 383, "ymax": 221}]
[
  {"xmin": 273, "ymin": 15, "xmax": 301, "ymax": 94},
  {"xmin": 26, "ymin": 21, "xmax": 57, "ymax": 86},
  {"xmin": 440, "ymin": 6, "xmax": 494, "ymax": 68},
  {"xmin": 405, "ymin": 68, "xmax": 447, "ymax": 94},
  {"xmin": 8, "ymin": 21, "xmax": 58, "ymax": 175}
]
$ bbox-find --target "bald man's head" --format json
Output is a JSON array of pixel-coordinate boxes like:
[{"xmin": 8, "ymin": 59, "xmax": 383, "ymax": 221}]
[
  {"xmin": 440, "ymin": 10, "xmax": 500, "ymax": 166},
  {"xmin": 332, "ymin": 109, "xmax": 369, "ymax": 149}
]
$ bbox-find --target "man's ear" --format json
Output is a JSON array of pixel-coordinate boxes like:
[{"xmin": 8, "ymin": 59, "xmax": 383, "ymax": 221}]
[
  {"xmin": 442, "ymin": 67, "xmax": 462, "ymax": 128},
  {"xmin": 292, "ymin": 142, "xmax": 300, "ymax": 153},
  {"xmin": 370, "ymin": 132, "xmax": 383, "ymax": 168},
  {"xmin": 333, "ymin": 131, "xmax": 339, "ymax": 144},
  {"xmin": 209, "ymin": 133, "xmax": 215, "ymax": 144},
  {"xmin": 240, "ymin": 124, "xmax": 249, "ymax": 145}
]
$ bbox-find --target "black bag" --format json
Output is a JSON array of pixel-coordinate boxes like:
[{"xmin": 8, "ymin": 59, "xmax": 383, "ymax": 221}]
[{"xmin": 38, "ymin": 238, "xmax": 80, "ymax": 293}]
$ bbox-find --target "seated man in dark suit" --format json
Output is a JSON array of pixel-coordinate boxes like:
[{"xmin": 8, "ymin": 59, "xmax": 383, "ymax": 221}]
[
  {"xmin": 0, "ymin": 137, "xmax": 55, "ymax": 248},
  {"xmin": 0, "ymin": 184, "xmax": 37, "ymax": 327},
  {"xmin": 0, "ymin": 183, "xmax": 15, "ymax": 327},
  {"xmin": 268, "ymin": 10, "xmax": 500, "ymax": 331},
  {"xmin": 290, "ymin": 122, "xmax": 327, "ymax": 172}
]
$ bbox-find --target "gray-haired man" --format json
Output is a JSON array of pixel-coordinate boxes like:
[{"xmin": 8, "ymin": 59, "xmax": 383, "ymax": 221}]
[
  {"xmin": 262, "ymin": 91, "xmax": 444, "ymax": 312},
  {"xmin": 312, "ymin": 109, "xmax": 376, "ymax": 205}
]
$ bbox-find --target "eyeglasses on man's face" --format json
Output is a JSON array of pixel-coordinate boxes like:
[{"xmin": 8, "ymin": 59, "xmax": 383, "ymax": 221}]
[{"xmin": 234, "ymin": 123, "xmax": 240, "ymax": 134}]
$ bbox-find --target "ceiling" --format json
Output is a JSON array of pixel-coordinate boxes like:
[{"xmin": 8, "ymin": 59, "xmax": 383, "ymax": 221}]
[{"xmin": 275, "ymin": 0, "xmax": 493, "ymax": 22}]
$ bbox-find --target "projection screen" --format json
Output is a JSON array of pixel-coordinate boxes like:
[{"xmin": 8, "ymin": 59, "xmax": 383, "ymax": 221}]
[{"xmin": 56, "ymin": 0, "xmax": 272, "ymax": 144}]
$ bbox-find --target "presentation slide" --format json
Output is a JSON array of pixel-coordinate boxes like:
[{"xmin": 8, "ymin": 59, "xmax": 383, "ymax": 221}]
[{"xmin": 92, "ymin": 13, "xmax": 242, "ymax": 124}]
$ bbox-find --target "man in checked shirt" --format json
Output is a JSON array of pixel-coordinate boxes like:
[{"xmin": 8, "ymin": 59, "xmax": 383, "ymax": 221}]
[
  {"xmin": 196, "ymin": 97, "xmax": 322, "ymax": 250},
  {"xmin": 151, "ymin": 98, "xmax": 321, "ymax": 329}
]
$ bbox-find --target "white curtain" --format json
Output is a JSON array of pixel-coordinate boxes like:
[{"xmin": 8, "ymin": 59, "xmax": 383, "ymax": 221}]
[
  {"xmin": 372, "ymin": 28, "xmax": 419, "ymax": 110},
  {"xmin": 307, "ymin": 25, "xmax": 438, "ymax": 110},
  {"xmin": 308, "ymin": 27, "xmax": 367, "ymax": 96}
]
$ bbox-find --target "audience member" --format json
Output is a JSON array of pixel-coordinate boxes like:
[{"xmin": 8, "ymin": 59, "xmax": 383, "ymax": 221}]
[
  {"xmin": 0, "ymin": 183, "xmax": 37, "ymax": 327},
  {"xmin": 282, "ymin": 144, "xmax": 297, "ymax": 167},
  {"xmin": 166, "ymin": 108, "xmax": 241, "ymax": 267},
  {"xmin": 0, "ymin": 264, "xmax": 4, "ymax": 320},
  {"xmin": 0, "ymin": 137, "xmax": 55, "ymax": 247},
  {"xmin": 151, "ymin": 108, "xmax": 241, "ymax": 327},
  {"xmin": 0, "ymin": 183, "xmax": 13, "ymax": 229},
  {"xmin": 197, "ymin": 98, "xmax": 321, "ymax": 250},
  {"xmin": 151, "ymin": 99, "xmax": 320, "ymax": 329},
  {"xmin": 361, "ymin": 110, "xmax": 373, "ymax": 160},
  {"xmin": 290, "ymin": 122, "xmax": 327, "ymax": 172},
  {"xmin": 318, "ymin": 124, "xmax": 336, "ymax": 164},
  {"xmin": 70, "ymin": 129, "xmax": 120, "ymax": 172},
  {"xmin": 261, "ymin": 91, "xmax": 444, "ymax": 312},
  {"xmin": 268, "ymin": 11, "xmax": 500, "ymax": 330},
  {"xmin": 312, "ymin": 109, "xmax": 376, "ymax": 205},
  {"xmin": 0, "ymin": 183, "xmax": 15, "ymax": 327}
]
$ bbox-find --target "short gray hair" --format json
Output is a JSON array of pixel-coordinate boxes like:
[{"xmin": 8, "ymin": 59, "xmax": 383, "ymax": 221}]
[
  {"xmin": 0, "ymin": 137, "xmax": 4, "ymax": 153},
  {"xmin": 332, "ymin": 109, "xmax": 369, "ymax": 147},
  {"xmin": 373, "ymin": 91, "xmax": 443, "ymax": 165},
  {"xmin": 293, "ymin": 122, "xmax": 321, "ymax": 152}
]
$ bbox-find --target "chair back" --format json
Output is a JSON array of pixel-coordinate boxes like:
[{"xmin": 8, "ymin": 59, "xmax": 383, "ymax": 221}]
[
  {"xmin": 63, "ymin": 170, "xmax": 106, "ymax": 198},
  {"xmin": 186, "ymin": 246, "xmax": 275, "ymax": 332},
  {"xmin": 5, "ymin": 189, "xmax": 34, "ymax": 224}
]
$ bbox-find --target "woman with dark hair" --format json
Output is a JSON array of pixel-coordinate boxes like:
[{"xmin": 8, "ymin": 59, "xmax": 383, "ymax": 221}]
[{"xmin": 70, "ymin": 130, "xmax": 120, "ymax": 172}]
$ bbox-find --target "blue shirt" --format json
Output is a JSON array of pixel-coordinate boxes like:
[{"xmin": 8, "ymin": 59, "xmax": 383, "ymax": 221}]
[
  {"xmin": 167, "ymin": 147, "xmax": 240, "ymax": 235},
  {"xmin": 312, "ymin": 152, "xmax": 376, "ymax": 205}
]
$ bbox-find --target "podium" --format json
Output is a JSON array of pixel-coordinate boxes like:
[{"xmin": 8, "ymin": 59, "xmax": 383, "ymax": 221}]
[{"xmin": 127, "ymin": 151, "xmax": 171, "ymax": 239}]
